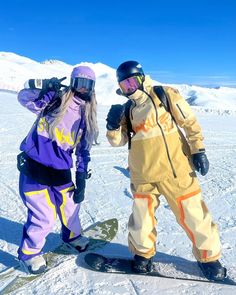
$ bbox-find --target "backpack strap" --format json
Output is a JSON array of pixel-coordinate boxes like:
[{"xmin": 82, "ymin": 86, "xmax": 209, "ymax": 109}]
[
  {"xmin": 124, "ymin": 99, "xmax": 134, "ymax": 149},
  {"xmin": 153, "ymin": 86, "xmax": 171, "ymax": 113}
]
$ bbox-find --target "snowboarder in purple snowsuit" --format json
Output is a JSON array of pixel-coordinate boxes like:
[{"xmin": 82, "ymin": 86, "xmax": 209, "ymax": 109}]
[{"xmin": 17, "ymin": 66, "xmax": 98, "ymax": 274}]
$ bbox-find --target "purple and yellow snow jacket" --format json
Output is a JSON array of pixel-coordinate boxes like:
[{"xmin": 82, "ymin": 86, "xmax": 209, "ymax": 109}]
[{"xmin": 18, "ymin": 89, "xmax": 90, "ymax": 180}]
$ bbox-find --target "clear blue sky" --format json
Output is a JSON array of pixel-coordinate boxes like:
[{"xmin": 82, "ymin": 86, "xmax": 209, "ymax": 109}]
[{"xmin": 0, "ymin": 0, "xmax": 235, "ymax": 86}]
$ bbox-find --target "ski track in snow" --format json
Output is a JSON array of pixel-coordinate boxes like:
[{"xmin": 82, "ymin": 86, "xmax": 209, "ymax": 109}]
[{"xmin": 0, "ymin": 92, "xmax": 236, "ymax": 294}]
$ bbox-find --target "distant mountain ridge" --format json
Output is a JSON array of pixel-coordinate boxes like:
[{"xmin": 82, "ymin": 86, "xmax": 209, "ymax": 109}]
[{"xmin": 0, "ymin": 52, "xmax": 236, "ymax": 110}]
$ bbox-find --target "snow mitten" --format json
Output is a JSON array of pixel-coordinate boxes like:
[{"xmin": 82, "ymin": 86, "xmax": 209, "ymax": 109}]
[
  {"xmin": 192, "ymin": 152, "xmax": 209, "ymax": 176},
  {"xmin": 106, "ymin": 104, "xmax": 125, "ymax": 130}
]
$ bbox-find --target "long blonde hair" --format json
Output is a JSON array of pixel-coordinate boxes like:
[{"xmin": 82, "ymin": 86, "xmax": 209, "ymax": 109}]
[{"xmin": 48, "ymin": 89, "xmax": 98, "ymax": 149}]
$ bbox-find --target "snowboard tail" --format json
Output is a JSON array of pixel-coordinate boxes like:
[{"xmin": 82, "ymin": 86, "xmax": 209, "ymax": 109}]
[
  {"xmin": 84, "ymin": 253, "xmax": 236, "ymax": 286},
  {"xmin": 0, "ymin": 218, "xmax": 118, "ymax": 294}
]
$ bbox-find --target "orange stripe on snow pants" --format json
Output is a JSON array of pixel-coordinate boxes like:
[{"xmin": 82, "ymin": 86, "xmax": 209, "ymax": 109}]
[
  {"xmin": 202, "ymin": 249, "xmax": 221, "ymax": 261},
  {"xmin": 176, "ymin": 189, "xmax": 201, "ymax": 246}
]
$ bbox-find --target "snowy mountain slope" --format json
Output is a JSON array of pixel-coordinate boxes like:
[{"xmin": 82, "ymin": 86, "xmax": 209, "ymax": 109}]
[
  {"xmin": 1, "ymin": 51, "xmax": 236, "ymax": 110},
  {"xmin": 0, "ymin": 52, "xmax": 126, "ymax": 106},
  {"xmin": 0, "ymin": 90, "xmax": 236, "ymax": 294}
]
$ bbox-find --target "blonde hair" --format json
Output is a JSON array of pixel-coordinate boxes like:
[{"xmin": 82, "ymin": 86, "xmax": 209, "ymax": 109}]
[{"xmin": 48, "ymin": 89, "xmax": 98, "ymax": 149}]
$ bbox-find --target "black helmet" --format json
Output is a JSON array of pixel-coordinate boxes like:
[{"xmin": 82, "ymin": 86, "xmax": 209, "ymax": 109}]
[{"xmin": 116, "ymin": 61, "xmax": 145, "ymax": 82}]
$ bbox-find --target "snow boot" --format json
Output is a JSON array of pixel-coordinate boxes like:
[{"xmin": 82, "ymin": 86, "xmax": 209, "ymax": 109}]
[
  {"xmin": 20, "ymin": 255, "xmax": 47, "ymax": 275},
  {"xmin": 69, "ymin": 235, "xmax": 90, "ymax": 252},
  {"xmin": 198, "ymin": 260, "xmax": 227, "ymax": 281},
  {"xmin": 132, "ymin": 255, "xmax": 153, "ymax": 273}
]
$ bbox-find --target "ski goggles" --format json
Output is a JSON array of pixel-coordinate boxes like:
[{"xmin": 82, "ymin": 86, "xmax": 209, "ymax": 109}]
[
  {"xmin": 119, "ymin": 75, "xmax": 143, "ymax": 95},
  {"xmin": 70, "ymin": 77, "xmax": 95, "ymax": 92}
]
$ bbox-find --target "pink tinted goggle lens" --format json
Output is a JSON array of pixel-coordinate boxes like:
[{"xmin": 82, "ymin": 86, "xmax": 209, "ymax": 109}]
[{"xmin": 119, "ymin": 76, "xmax": 143, "ymax": 94}]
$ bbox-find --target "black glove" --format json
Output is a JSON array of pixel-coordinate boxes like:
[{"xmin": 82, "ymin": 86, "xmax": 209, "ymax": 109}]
[
  {"xmin": 28, "ymin": 77, "xmax": 67, "ymax": 91},
  {"xmin": 73, "ymin": 179, "xmax": 85, "ymax": 203},
  {"xmin": 106, "ymin": 104, "xmax": 125, "ymax": 130},
  {"xmin": 192, "ymin": 152, "xmax": 209, "ymax": 176},
  {"xmin": 73, "ymin": 171, "xmax": 91, "ymax": 203}
]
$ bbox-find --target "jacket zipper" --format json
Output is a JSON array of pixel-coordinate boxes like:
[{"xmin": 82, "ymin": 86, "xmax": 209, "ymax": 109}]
[{"xmin": 145, "ymin": 92, "xmax": 177, "ymax": 178}]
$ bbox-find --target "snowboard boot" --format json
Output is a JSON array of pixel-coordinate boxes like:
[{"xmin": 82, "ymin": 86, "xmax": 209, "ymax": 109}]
[
  {"xmin": 132, "ymin": 255, "xmax": 153, "ymax": 273},
  {"xmin": 198, "ymin": 260, "xmax": 227, "ymax": 281},
  {"xmin": 69, "ymin": 235, "xmax": 90, "ymax": 252},
  {"xmin": 20, "ymin": 255, "xmax": 47, "ymax": 275}
]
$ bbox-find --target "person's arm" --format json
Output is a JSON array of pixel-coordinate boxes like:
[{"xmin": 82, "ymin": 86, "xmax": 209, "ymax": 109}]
[
  {"xmin": 106, "ymin": 104, "xmax": 129, "ymax": 147},
  {"xmin": 165, "ymin": 86, "xmax": 209, "ymax": 175},
  {"xmin": 74, "ymin": 115, "xmax": 91, "ymax": 203},
  {"xmin": 75, "ymin": 130, "xmax": 91, "ymax": 174},
  {"xmin": 165, "ymin": 86, "xmax": 205, "ymax": 154},
  {"xmin": 18, "ymin": 77, "xmax": 66, "ymax": 114},
  {"xmin": 18, "ymin": 88, "xmax": 56, "ymax": 114}
]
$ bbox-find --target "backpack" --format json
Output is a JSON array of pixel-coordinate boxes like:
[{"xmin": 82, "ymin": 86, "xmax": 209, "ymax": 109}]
[{"xmin": 124, "ymin": 86, "xmax": 171, "ymax": 149}]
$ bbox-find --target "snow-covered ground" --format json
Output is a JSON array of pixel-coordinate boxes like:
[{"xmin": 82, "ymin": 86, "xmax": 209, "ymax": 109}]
[{"xmin": 0, "ymin": 52, "xmax": 236, "ymax": 294}]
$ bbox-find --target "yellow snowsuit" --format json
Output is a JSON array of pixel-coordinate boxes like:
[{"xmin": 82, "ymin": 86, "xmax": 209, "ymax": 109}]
[{"xmin": 107, "ymin": 76, "xmax": 221, "ymax": 262}]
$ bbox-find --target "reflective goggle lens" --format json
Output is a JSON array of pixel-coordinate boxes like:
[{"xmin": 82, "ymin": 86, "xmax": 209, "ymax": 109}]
[
  {"xmin": 119, "ymin": 76, "xmax": 143, "ymax": 94},
  {"xmin": 71, "ymin": 78, "xmax": 95, "ymax": 92}
]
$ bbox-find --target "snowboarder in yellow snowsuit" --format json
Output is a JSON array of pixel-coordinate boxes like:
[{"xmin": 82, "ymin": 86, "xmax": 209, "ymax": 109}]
[{"xmin": 106, "ymin": 61, "xmax": 226, "ymax": 281}]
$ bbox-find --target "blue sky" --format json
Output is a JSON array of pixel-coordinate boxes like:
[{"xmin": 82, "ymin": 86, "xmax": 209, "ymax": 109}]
[{"xmin": 0, "ymin": 0, "xmax": 235, "ymax": 86}]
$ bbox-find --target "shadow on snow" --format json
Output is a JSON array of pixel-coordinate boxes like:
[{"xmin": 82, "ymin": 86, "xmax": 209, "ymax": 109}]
[
  {"xmin": 0, "ymin": 217, "xmax": 60, "ymax": 268},
  {"xmin": 76, "ymin": 242, "xmax": 203, "ymax": 278}
]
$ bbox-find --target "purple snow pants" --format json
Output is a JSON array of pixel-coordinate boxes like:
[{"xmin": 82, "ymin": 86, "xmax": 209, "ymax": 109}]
[{"xmin": 18, "ymin": 173, "xmax": 82, "ymax": 261}]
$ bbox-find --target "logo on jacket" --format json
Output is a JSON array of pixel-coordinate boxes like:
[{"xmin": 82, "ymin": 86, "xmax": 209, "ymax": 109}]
[
  {"xmin": 133, "ymin": 112, "xmax": 174, "ymax": 133},
  {"xmin": 133, "ymin": 113, "xmax": 156, "ymax": 133}
]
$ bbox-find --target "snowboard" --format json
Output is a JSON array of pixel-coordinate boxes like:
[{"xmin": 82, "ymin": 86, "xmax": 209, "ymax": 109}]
[
  {"xmin": 84, "ymin": 253, "xmax": 236, "ymax": 286},
  {"xmin": 0, "ymin": 218, "xmax": 118, "ymax": 294}
]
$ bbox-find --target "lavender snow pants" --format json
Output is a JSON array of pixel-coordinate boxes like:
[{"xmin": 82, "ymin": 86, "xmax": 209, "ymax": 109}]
[{"xmin": 18, "ymin": 173, "xmax": 82, "ymax": 261}]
